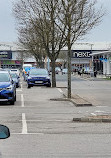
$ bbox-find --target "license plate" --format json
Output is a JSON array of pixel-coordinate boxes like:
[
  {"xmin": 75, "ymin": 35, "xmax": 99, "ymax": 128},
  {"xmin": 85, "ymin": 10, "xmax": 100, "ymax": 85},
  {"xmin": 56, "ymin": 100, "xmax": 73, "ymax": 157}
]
[{"xmin": 35, "ymin": 81, "xmax": 43, "ymax": 83}]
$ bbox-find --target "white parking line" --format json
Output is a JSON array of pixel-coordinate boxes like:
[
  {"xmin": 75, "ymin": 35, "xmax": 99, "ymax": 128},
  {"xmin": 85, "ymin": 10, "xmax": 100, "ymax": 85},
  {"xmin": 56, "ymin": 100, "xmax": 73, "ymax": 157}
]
[
  {"xmin": 21, "ymin": 82, "xmax": 23, "ymax": 90},
  {"xmin": 95, "ymin": 110, "xmax": 105, "ymax": 113},
  {"xmin": 57, "ymin": 88, "xmax": 63, "ymax": 93},
  {"xmin": 22, "ymin": 113, "xmax": 28, "ymax": 134},
  {"xmin": 16, "ymin": 89, "xmax": 22, "ymax": 92},
  {"xmin": 21, "ymin": 94, "xmax": 24, "ymax": 107},
  {"xmin": 96, "ymin": 106, "xmax": 108, "ymax": 108},
  {"xmin": 12, "ymin": 133, "xmax": 44, "ymax": 135},
  {"xmin": 91, "ymin": 113, "xmax": 96, "ymax": 116}
]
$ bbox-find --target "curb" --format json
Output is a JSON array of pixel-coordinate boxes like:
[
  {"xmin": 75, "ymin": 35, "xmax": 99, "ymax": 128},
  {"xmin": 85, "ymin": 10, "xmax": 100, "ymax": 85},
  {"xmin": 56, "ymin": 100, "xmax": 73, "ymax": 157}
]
[
  {"xmin": 73, "ymin": 117, "xmax": 111, "ymax": 123},
  {"xmin": 63, "ymin": 93, "xmax": 92, "ymax": 107},
  {"xmin": 50, "ymin": 98, "xmax": 70, "ymax": 101}
]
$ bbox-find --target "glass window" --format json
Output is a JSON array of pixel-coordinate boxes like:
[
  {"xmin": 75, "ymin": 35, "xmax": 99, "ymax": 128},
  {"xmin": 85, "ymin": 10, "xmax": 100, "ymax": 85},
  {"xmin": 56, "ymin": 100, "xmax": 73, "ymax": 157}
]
[
  {"xmin": 0, "ymin": 73, "xmax": 10, "ymax": 82},
  {"xmin": 10, "ymin": 73, "xmax": 17, "ymax": 78},
  {"xmin": 30, "ymin": 69, "xmax": 48, "ymax": 75}
]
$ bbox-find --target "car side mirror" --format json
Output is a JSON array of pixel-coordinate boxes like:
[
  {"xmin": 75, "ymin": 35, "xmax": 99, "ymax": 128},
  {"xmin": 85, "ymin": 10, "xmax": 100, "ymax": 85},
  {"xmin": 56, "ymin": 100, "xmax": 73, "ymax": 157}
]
[
  {"xmin": 11, "ymin": 80, "xmax": 14, "ymax": 84},
  {"xmin": 0, "ymin": 125, "xmax": 10, "ymax": 139},
  {"xmin": 48, "ymin": 71, "xmax": 51, "ymax": 75}
]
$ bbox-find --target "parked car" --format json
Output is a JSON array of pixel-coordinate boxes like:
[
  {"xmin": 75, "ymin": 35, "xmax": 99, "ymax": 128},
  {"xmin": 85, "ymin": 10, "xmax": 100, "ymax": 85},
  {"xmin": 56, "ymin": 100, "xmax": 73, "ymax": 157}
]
[
  {"xmin": 0, "ymin": 70, "xmax": 16, "ymax": 105},
  {"xmin": 23, "ymin": 67, "xmax": 36, "ymax": 81},
  {"xmin": 55, "ymin": 67, "xmax": 61, "ymax": 74},
  {"xmin": 0, "ymin": 125, "xmax": 10, "ymax": 139},
  {"xmin": 3, "ymin": 68, "xmax": 11, "ymax": 73},
  {"xmin": 62, "ymin": 68, "xmax": 68, "ymax": 75},
  {"xmin": 10, "ymin": 69, "xmax": 20, "ymax": 76},
  {"xmin": 10, "ymin": 72, "xmax": 20, "ymax": 88},
  {"xmin": 27, "ymin": 68, "xmax": 51, "ymax": 88}
]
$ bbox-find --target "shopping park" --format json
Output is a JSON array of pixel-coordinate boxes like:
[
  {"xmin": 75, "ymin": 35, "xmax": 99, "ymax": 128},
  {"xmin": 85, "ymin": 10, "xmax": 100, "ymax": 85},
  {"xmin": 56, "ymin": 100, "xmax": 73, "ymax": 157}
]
[{"xmin": 0, "ymin": 42, "xmax": 111, "ymax": 75}]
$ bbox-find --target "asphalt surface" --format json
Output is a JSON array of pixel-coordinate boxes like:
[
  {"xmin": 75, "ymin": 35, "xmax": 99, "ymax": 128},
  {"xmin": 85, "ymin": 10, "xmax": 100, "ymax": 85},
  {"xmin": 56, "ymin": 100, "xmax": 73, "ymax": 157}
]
[{"xmin": 0, "ymin": 74, "xmax": 111, "ymax": 157}]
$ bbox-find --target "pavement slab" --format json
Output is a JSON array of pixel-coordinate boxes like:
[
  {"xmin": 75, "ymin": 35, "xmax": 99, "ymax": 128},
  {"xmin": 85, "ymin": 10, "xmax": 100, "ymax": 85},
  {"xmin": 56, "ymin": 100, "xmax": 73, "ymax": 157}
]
[{"xmin": 73, "ymin": 115, "xmax": 111, "ymax": 123}]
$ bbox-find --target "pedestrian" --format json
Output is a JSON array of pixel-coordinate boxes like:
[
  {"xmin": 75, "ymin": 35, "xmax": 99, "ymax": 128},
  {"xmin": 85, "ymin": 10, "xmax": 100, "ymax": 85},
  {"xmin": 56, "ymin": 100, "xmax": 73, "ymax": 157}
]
[{"xmin": 94, "ymin": 70, "xmax": 97, "ymax": 77}]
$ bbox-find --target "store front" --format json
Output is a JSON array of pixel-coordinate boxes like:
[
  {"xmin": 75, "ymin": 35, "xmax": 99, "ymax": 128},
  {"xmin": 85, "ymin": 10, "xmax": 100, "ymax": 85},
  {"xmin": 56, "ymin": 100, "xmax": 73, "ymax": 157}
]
[
  {"xmin": 0, "ymin": 50, "xmax": 21, "ymax": 69},
  {"xmin": 92, "ymin": 51, "xmax": 111, "ymax": 75},
  {"xmin": 71, "ymin": 50, "xmax": 92, "ymax": 71},
  {"xmin": 1, "ymin": 60, "xmax": 21, "ymax": 69}
]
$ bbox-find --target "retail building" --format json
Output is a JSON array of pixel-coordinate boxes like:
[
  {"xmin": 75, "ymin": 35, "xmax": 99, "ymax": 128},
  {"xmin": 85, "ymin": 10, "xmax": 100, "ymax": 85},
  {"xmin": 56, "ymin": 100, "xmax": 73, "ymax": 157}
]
[{"xmin": 0, "ymin": 42, "xmax": 111, "ymax": 74}]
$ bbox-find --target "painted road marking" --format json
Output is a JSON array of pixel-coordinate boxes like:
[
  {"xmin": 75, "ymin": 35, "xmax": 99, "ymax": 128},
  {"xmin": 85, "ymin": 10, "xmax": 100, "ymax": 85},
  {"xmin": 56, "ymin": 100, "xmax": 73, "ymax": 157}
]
[
  {"xmin": 96, "ymin": 106, "xmax": 108, "ymax": 108},
  {"xmin": 91, "ymin": 113, "xmax": 97, "ymax": 116},
  {"xmin": 95, "ymin": 110, "xmax": 105, "ymax": 113},
  {"xmin": 57, "ymin": 88, "xmax": 63, "ymax": 93},
  {"xmin": 21, "ymin": 94, "xmax": 24, "ymax": 107},
  {"xmin": 16, "ymin": 89, "xmax": 22, "ymax": 92},
  {"xmin": 21, "ymin": 82, "xmax": 23, "ymax": 90},
  {"xmin": 22, "ymin": 113, "xmax": 27, "ymax": 134},
  {"xmin": 12, "ymin": 133, "xmax": 44, "ymax": 135}
]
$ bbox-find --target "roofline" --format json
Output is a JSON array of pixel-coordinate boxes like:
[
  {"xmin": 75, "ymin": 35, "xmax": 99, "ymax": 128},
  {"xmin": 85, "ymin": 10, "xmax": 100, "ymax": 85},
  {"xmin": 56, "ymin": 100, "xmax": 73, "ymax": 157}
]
[{"xmin": 91, "ymin": 50, "xmax": 111, "ymax": 56}]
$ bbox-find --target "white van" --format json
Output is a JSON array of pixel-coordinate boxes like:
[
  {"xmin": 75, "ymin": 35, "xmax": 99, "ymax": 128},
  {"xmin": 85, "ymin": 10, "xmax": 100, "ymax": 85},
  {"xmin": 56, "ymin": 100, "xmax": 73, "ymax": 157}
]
[
  {"xmin": 23, "ymin": 64, "xmax": 32, "ymax": 70},
  {"xmin": 22, "ymin": 64, "xmax": 32, "ymax": 75}
]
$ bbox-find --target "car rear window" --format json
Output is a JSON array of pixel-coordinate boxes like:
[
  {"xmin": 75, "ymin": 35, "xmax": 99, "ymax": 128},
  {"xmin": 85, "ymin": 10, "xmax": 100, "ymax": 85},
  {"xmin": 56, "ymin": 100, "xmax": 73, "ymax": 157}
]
[
  {"xmin": 10, "ymin": 73, "xmax": 17, "ymax": 78},
  {"xmin": 30, "ymin": 69, "xmax": 48, "ymax": 75},
  {"xmin": 0, "ymin": 73, "xmax": 10, "ymax": 82},
  {"xmin": 11, "ymin": 70, "xmax": 17, "ymax": 72}
]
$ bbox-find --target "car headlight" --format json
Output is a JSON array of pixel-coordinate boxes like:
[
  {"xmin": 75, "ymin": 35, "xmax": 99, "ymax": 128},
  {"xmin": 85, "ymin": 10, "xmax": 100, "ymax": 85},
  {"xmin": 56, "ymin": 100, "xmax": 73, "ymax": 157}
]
[
  {"xmin": 28, "ymin": 76, "xmax": 32, "ymax": 79},
  {"xmin": 6, "ymin": 85, "xmax": 13, "ymax": 91},
  {"xmin": 46, "ymin": 76, "xmax": 50, "ymax": 79}
]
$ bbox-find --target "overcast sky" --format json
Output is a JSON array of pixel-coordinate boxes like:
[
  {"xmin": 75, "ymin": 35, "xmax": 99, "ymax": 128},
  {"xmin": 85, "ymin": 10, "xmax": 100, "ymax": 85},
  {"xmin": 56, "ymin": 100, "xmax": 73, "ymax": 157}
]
[{"xmin": 0, "ymin": 0, "xmax": 111, "ymax": 43}]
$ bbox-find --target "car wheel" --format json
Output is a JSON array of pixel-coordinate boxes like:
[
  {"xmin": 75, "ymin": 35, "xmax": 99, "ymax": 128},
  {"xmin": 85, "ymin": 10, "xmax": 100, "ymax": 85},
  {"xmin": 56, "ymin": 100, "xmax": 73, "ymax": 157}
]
[
  {"xmin": 10, "ymin": 100, "xmax": 15, "ymax": 105},
  {"xmin": 16, "ymin": 84, "xmax": 19, "ymax": 88},
  {"xmin": 27, "ymin": 84, "xmax": 31, "ymax": 88},
  {"xmin": 14, "ymin": 94, "xmax": 16, "ymax": 101},
  {"xmin": 47, "ymin": 83, "xmax": 51, "ymax": 87}
]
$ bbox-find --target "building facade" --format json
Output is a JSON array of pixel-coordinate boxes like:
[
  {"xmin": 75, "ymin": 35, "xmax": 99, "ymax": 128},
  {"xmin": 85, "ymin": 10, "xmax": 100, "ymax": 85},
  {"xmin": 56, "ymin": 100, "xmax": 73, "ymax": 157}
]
[
  {"xmin": 0, "ymin": 42, "xmax": 111, "ymax": 74},
  {"xmin": 92, "ymin": 51, "xmax": 111, "ymax": 75}
]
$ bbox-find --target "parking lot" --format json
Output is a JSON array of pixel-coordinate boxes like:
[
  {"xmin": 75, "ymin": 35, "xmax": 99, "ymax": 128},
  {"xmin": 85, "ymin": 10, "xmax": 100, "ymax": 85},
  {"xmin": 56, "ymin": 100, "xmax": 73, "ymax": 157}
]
[{"xmin": 0, "ymin": 75, "xmax": 111, "ymax": 157}]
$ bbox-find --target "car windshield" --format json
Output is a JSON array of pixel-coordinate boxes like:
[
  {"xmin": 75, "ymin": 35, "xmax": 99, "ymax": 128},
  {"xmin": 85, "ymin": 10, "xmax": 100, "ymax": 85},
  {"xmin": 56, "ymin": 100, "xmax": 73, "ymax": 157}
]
[
  {"xmin": 11, "ymin": 70, "xmax": 17, "ymax": 72},
  {"xmin": 30, "ymin": 69, "xmax": 48, "ymax": 75},
  {"xmin": 0, "ymin": 73, "xmax": 10, "ymax": 82},
  {"xmin": 55, "ymin": 67, "xmax": 61, "ymax": 70},
  {"xmin": 24, "ymin": 66, "xmax": 32, "ymax": 69},
  {"xmin": 63, "ymin": 69, "xmax": 67, "ymax": 72},
  {"xmin": 10, "ymin": 73, "xmax": 17, "ymax": 78}
]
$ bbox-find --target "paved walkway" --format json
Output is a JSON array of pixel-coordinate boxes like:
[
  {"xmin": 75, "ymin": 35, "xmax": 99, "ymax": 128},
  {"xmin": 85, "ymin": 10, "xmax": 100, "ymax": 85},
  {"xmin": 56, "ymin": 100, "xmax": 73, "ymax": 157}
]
[{"xmin": 72, "ymin": 72, "xmax": 111, "ymax": 81}]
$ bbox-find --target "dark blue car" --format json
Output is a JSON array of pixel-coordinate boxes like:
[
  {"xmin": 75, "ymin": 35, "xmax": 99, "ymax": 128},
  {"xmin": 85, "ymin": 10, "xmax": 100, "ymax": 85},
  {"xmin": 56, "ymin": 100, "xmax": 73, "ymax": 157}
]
[
  {"xmin": 0, "ymin": 70, "xmax": 16, "ymax": 105},
  {"xmin": 10, "ymin": 72, "xmax": 20, "ymax": 88},
  {"xmin": 27, "ymin": 68, "xmax": 51, "ymax": 88}
]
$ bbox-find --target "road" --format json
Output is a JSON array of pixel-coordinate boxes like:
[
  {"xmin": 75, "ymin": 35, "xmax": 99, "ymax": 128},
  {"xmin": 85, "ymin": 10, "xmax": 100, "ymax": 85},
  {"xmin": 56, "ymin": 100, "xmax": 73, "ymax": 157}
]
[{"xmin": 0, "ymin": 74, "xmax": 111, "ymax": 157}]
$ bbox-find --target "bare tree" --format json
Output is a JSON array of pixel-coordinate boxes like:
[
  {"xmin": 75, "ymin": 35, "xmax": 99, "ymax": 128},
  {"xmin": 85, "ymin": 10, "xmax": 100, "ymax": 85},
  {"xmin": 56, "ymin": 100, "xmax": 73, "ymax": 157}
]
[
  {"xmin": 18, "ymin": 26, "xmax": 46, "ymax": 67},
  {"xmin": 13, "ymin": 0, "xmax": 103, "ymax": 92},
  {"xmin": 58, "ymin": 50, "xmax": 67, "ymax": 69},
  {"xmin": 13, "ymin": 0, "xmax": 67, "ymax": 87},
  {"xmin": 60, "ymin": 0, "xmax": 104, "ymax": 98}
]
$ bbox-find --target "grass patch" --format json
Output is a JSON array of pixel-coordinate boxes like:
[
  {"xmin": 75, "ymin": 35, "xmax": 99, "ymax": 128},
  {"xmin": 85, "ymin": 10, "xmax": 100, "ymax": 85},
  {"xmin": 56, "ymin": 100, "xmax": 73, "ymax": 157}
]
[{"xmin": 105, "ymin": 77, "xmax": 111, "ymax": 80}]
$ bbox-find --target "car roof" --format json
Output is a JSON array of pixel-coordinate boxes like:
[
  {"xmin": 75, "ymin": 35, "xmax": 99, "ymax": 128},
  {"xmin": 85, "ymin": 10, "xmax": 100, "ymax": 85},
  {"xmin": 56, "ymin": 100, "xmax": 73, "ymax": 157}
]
[
  {"xmin": 0, "ymin": 70, "xmax": 10, "ymax": 73},
  {"xmin": 30, "ymin": 68, "xmax": 47, "ymax": 71},
  {"xmin": 10, "ymin": 72, "xmax": 17, "ymax": 74},
  {"xmin": 10, "ymin": 69, "xmax": 18, "ymax": 71}
]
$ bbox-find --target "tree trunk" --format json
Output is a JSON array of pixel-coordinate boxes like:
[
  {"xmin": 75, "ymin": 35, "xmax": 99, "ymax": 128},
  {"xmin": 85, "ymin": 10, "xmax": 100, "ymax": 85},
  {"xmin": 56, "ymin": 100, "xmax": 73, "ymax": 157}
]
[
  {"xmin": 51, "ymin": 58, "xmax": 56, "ymax": 87},
  {"xmin": 67, "ymin": 45, "xmax": 71, "ymax": 98}
]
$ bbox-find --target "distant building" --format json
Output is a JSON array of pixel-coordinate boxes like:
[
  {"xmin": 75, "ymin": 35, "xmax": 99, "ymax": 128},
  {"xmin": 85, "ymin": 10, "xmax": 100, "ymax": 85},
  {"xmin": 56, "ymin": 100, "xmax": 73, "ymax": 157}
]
[
  {"xmin": 0, "ymin": 42, "xmax": 36, "ymax": 69},
  {"xmin": 0, "ymin": 42, "xmax": 111, "ymax": 74}
]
